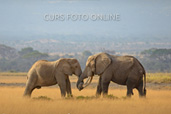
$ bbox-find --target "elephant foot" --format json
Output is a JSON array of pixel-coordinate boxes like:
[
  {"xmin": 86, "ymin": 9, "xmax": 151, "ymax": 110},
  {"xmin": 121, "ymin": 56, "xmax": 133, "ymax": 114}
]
[
  {"xmin": 67, "ymin": 94, "xmax": 73, "ymax": 98},
  {"xmin": 126, "ymin": 94, "xmax": 132, "ymax": 98},
  {"xmin": 95, "ymin": 93, "xmax": 101, "ymax": 98},
  {"xmin": 23, "ymin": 94, "xmax": 31, "ymax": 98},
  {"xmin": 139, "ymin": 94, "xmax": 146, "ymax": 98},
  {"xmin": 102, "ymin": 93, "xmax": 108, "ymax": 98}
]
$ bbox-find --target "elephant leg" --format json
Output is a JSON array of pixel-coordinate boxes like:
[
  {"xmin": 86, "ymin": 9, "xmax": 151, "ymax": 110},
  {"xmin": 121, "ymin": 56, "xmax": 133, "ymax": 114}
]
[
  {"xmin": 96, "ymin": 77, "xmax": 102, "ymax": 97},
  {"xmin": 59, "ymin": 83, "xmax": 66, "ymax": 97},
  {"xmin": 23, "ymin": 85, "xmax": 32, "ymax": 97},
  {"xmin": 66, "ymin": 77, "xmax": 73, "ymax": 97},
  {"xmin": 101, "ymin": 81, "xmax": 110, "ymax": 97},
  {"xmin": 23, "ymin": 75, "xmax": 37, "ymax": 97},
  {"xmin": 24, "ymin": 86, "xmax": 37, "ymax": 97},
  {"xmin": 56, "ymin": 74, "xmax": 67, "ymax": 97},
  {"xmin": 136, "ymin": 80, "xmax": 144, "ymax": 97},
  {"xmin": 126, "ymin": 79, "xmax": 135, "ymax": 97},
  {"xmin": 23, "ymin": 81, "xmax": 36, "ymax": 97}
]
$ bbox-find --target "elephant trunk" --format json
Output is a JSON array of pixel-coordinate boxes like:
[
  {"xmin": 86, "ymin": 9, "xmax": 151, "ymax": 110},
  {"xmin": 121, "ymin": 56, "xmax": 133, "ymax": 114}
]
[
  {"xmin": 77, "ymin": 73, "xmax": 93, "ymax": 91},
  {"xmin": 76, "ymin": 74, "xmax": 84, "ymax": 90}
]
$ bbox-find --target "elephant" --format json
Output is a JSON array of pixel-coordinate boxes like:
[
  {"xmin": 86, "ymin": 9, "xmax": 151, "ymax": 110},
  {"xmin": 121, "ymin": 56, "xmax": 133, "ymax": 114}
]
[
  {"xmin": 23, "ymin": 58, "xmax": 82, "ymax": 98},
  {"xmin": 77, "ymin": 53, "xmax": 146, "ymax": 97}
]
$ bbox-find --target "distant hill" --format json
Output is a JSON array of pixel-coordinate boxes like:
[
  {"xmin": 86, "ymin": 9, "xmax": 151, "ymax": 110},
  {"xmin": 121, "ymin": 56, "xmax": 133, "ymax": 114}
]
[
  {"xmin": 0, "ymin": 45, "xmax": 49, "ymax": 72},
  {"xmin": 0, "ymin": 44, "xmax": 19, "ymax": 60},
  {"xmin": 1, "ymin": 35, "xmax": 171, "ymax": 54},
  {"xmin": 139, "ymin": 48, "xmax": 171, "ymax": 72},
  {"xmin": 0, "ymin": 44, "xmax": 171, "ymax": 72}
]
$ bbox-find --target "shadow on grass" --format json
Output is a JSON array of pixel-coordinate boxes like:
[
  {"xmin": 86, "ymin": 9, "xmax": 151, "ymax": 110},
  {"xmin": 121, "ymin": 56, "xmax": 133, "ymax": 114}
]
[
  {"xmin": 32, "ymin": 96, "xmax": 52, "ymax": 101},
  {"xmin": 76, "ymin": 94, "xmax": 128, "ymax": 100},
  {"xmin": 76, "ymin": 95, "xmax": 97, "ymax": 100},
  {"xmin": 104, "ymin": 94, "xmax": 119, "ymax": 99},
  {"xmin": 32, "ymin": 95, "xmax": 129, "ymax": 101}
]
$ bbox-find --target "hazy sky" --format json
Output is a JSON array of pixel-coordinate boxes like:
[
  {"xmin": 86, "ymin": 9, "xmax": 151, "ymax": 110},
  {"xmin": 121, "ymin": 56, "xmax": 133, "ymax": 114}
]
[{"xmin": 0, "ymin": 0, "xmax": 171, "ymax": 40}]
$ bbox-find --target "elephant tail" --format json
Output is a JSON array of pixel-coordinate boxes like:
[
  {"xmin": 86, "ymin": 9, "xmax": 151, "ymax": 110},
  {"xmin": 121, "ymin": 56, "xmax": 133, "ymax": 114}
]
[{"xmin": 143, "ymin": 71, "xmax": 146, "ymax": 96}]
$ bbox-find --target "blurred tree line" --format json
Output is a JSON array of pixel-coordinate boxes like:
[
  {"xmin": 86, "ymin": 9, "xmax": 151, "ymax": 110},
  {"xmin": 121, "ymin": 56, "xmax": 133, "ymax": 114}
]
[
  {"xmin": 0, "ymin": 46, "xmax": 171, "ymax": 73},
  {"xmin": 0, "ymin": 47, "xmax": 49, "ymax": 72},
  {"xmin": 0, "ymin": 47, "xmax": 93, "ymax": 72},
  {"xmin": 139, "ymin": 48, "xmax": 171, "ymax": 72}
]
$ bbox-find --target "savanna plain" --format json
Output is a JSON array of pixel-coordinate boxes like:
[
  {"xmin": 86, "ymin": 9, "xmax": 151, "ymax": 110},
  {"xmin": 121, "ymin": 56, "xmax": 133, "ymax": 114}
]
[{"xmin": 0, "ymin": 73, "xmax": 171, "ymax": 114}]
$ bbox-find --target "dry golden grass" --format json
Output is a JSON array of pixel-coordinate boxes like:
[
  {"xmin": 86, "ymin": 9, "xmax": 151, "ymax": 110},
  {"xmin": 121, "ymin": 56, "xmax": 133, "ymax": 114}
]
[
  {"xmin": 0, "ymin": 87, "xmax": 171, "ymax": 114},
  {"xmin": 147, "ymin": 73, "xmax": 171, "ymax": 83},
  {"xmin": 0, "ymin": 73, "xmax": 171, "ymax": 114},
  {"xmin": 0, "ymin": 72, "xmax": 27, "ymax": 76},
  {"xmin": 1, "ymin": 72, "xmax": 171, "ymax": 83},
  {"xmin": 0, "ymin": 72, "xmax": 27, "ymax": 83},
  {"xmin": 0, "ymin": 76, "xmax": 26, "ymax": 83}
]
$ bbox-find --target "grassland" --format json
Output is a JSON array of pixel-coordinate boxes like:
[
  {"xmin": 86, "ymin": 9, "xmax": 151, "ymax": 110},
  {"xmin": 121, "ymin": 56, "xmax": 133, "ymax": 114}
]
[
  {"xmin": 0, "ymin": 72, "xmax": 27, "ymax": 76},
  {"xmin": 0, "ymin": 87, "xmax": 171, "ymax": 114},
  {"xmin": 147, "ymin": 73, "xmax": 171, "ymax": 83},
  {"xmin": 0, "ymin": 73, "xmax": 171, "ymax": 114},
  {"xmin": 1, "ymin": 72, "xmax": 171, "ymax": 84}
]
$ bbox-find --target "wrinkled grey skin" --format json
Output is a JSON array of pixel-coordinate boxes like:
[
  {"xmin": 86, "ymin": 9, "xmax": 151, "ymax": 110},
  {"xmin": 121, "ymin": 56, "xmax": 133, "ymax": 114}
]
[
  {"xmin": 23, "ymin": 58, "xmax": 82, "ymax": 98},
  {"xmin": 77, "ymin": 53, "xmax": 146, "ymax": 97}
]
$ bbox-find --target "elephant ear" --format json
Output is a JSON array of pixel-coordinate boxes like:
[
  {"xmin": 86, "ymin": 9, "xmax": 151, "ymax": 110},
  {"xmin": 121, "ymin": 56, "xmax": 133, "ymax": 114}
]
[
  {"xmin": 95, "ymin": 53, "xmax": 111, "ymax": 75},
  {"xmin": 86, "ymin": 55, "xmax": 94, "ymax": 66},
  {"xmin": 58, "ymin": 59, "xmax": 73, "ymax": 75},
  {"xmin": 86, "ymin": 55, "xmax": 96, "ymax": 73}
]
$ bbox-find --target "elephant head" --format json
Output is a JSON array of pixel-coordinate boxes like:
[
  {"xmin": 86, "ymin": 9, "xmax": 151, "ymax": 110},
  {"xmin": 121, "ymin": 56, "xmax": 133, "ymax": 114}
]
[
  {"xmin": 59, "ymin": 58, "xmax": 82, "ymax": 77},
  {"xmin": 77, "ymin": 53, "xmax": 111, "ymax": 91}
]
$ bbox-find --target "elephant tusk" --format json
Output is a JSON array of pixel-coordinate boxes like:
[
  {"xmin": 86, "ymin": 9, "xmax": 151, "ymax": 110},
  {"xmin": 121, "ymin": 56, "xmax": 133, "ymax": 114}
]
[
  {"xmin": 82, "ymin": 76, "xmax": 93, "ymax": 88},
  {"xmin": 84, "ymin": 76, "xmax": 90, "ymax": 85}
]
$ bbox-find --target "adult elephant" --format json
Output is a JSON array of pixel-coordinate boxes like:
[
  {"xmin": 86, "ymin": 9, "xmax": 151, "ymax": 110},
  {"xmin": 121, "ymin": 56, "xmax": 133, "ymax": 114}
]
[
  {"xmin": 23, "ymin": 58, "xmax": 82, "ymax": 98},
  {"xmin": 77, "ymin": 53, "xmax": 146, "ymax": 97}
]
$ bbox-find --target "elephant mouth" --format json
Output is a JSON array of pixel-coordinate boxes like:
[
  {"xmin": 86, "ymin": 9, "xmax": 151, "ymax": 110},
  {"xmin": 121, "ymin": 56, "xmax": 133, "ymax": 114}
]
[{"xmin": 78, "ymin": 76, "xmax": 93, "ymax": 91}]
